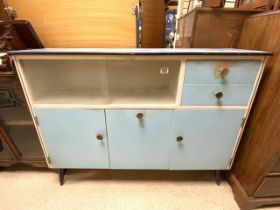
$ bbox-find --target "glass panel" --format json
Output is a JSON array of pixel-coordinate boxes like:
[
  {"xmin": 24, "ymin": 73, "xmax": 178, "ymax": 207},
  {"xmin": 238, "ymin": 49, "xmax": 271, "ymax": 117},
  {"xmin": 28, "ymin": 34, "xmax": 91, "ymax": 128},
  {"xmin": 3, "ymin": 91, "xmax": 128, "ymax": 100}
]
[
  {"xmin": 20, "ymin": 59, "xmax": 181, "ymax": 105},
  {"xmin": 0, "ymin": 81, "xmax": 31, "ymax": 123},
  {"xmin": 7, "ymin": 125, "xmax": 44, "ymax": 157}
]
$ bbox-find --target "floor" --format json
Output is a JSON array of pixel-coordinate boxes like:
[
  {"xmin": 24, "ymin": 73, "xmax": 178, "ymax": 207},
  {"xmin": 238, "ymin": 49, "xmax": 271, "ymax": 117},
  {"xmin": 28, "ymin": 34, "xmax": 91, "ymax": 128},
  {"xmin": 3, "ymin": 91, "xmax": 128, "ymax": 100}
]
[{"xmin": 0, "ymin": 165, "xmax": 279, "ymax": 210}]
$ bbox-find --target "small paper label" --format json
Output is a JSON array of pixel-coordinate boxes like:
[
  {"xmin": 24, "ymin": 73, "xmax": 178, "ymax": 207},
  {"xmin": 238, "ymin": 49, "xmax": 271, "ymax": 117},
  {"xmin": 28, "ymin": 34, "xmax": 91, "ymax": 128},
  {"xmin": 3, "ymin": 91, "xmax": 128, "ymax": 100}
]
[{"xmin": 160, "ymin": 67, "xmax": 169, "ymax": 75}]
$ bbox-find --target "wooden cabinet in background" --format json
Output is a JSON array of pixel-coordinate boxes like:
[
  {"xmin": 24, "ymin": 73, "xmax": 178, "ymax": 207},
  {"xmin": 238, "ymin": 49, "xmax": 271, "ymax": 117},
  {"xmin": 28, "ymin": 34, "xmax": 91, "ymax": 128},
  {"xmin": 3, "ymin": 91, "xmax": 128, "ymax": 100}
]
[
  {"xmin": 0, "ymin": 20, "xmax": 46, "ymax": 168},
  {"xmin": 6, "ymin": 0, "xmax": 166, "ymax": 48},
  {"xmin": 175, "ymin": 8, "xmax": 261, "ymax": 48},
  {"xmin": 228, "ymin": 11, "xmax": 280, "ymax": 210}
]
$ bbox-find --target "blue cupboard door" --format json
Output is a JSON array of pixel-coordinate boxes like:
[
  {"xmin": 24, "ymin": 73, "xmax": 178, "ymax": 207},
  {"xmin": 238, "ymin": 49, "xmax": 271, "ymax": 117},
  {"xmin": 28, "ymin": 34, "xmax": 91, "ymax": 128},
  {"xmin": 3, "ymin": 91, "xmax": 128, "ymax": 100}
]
[
  {"xmin": 106, "ymin": 109, "xmax": 174, "ymax": 169},
  {"xmin": 170, "ymin": 109, "xmax": 245, "ymax": 170},
  {"xmin": 34, "ymin": 108, "xmax": 109, "ymax": 169}
]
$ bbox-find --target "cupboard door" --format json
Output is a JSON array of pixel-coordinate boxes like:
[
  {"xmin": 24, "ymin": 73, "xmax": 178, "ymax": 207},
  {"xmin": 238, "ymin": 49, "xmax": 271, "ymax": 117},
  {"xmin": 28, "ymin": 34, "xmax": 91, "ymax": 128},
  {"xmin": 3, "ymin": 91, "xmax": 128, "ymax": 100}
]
[
  {"xmin": 106, "ymin": 109, "xmax": 174, "ymax": 169},
  {"xmin": 170, "ymin": 109, "xmax": 245, "ymax": 170},
  {"xmin": 35, "ymin": 108, "xmax": 109, "ymax": 169}
]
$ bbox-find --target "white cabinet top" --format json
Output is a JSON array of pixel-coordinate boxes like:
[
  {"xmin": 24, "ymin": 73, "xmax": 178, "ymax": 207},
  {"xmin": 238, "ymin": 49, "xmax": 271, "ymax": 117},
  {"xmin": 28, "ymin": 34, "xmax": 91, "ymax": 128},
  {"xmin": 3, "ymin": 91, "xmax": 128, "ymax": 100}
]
[{"xmin": 9, "ymin": 48, "xmax": 271, "ymax": 56}]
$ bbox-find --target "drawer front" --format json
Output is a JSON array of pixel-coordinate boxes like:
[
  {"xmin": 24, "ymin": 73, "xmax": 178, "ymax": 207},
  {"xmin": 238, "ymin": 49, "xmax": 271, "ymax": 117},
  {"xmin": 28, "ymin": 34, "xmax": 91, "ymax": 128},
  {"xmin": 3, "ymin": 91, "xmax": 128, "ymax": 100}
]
[
  {"xmin": 106, "ymin": 109, "xmax": 174, "ymax": 169},
  {"xmin": 35, "ymin": 108, "xmax": 109, "ymax": 169},
  {"xmin": 254, "ymin": 176, "xmax": 280, "ymax": 197},
  {"xmin": 184, "ymin": 60, "xmax": 261, "ymax": 84},
  {"xmin": 170, "ymin": 109, "xmax": 245, "ymax": 170},
  {"xmin": 181, "ymin": 84, "xmax": 253, "ymax": 106}
]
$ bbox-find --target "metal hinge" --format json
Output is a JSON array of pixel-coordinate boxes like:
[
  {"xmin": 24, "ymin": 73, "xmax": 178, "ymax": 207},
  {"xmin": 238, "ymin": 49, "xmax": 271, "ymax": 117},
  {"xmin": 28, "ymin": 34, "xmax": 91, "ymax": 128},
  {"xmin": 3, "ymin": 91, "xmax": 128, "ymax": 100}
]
[
  {"xmin": 47, "ymin": 156, "xmax": 51, "ymax": 164},
  {"xmin": 132, "ymin": 4, "xmax": 138, "ymax": 15},
  {"xmin": 240, "ymin": 117, "xmax": 246, "ymax": 127},
  {"xmin": 34, "ymin": 116, "xmax": 39, "ymax": 126}
]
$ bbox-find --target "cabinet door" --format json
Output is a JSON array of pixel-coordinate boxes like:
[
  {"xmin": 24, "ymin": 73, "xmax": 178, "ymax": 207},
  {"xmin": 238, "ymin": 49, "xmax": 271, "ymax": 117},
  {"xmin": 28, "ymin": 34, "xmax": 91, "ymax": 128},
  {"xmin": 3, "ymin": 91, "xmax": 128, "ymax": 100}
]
[
  {"xmin": 170, "ymin": 109, "xmax": 245, "ymax": 170},
  {"xmin": 35, "ymin": 108, "xmax": 109, "ymax": 169},
  {"xmin": 106, "ymin": 109, "xmax": 174, "ymax": 169}
]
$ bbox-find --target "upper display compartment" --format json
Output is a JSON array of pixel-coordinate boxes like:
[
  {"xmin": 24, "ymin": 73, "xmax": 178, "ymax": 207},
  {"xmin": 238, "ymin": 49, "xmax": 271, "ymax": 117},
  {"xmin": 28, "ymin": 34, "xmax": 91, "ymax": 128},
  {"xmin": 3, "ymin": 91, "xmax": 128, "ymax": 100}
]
[{"xmin": 18, "ymin": 58, "xmax": 181, "ymax": 106}]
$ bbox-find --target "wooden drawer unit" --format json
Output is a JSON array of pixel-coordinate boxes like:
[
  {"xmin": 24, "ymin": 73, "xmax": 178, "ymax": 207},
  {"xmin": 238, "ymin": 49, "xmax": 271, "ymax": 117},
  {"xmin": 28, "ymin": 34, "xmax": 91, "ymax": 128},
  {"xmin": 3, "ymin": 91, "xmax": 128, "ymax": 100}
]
[
  {"xmin": 254, "ymin": 176, "xmax": 280, "ymax": 197},
  {"xmin": 9, "ymin": 48, "xmax": 270, "ymax": 184}
]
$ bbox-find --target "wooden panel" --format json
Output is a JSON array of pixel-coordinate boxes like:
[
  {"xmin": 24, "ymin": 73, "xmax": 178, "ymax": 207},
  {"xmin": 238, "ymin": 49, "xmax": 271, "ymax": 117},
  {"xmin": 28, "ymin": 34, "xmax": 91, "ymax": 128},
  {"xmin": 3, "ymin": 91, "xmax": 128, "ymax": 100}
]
[
  {"xmin": 176, "ymin": 8, "xmax": 261, "ymax": 48},
  {"xmin": 141, "ymin": 0, "xmax": 166, "ymax": 48},
  {"xmin": 193, "ymin": 9, "xmax": 260, "ymax": 48},
  {"xmin": 6, "ymin": 0, "xmax": 138, "ymax": 48},
  {"xmin": 106, "ymin": 109, "xmax": 174, "ymax": 169},
  {"xmin": 181, "ymin": 84, "xmax": 253, "ymax": 106},
  {"xmin": 184, "ymin": 60, "xmax": 261, "ymax": 84},
  {"xmin": 35, "ymin": 108, "xmax": 109, "ymax": 169},
  {"xmin": 230, "ymin": 11, "xmax": 280, "ymax": 196},
  {"xmin": 170, "ymin": 109, "xmax": 245, "ymax": 170},
  {"xmin": 271, "ymin": 156, "xmax": 280, "ymax": 173},
  {"xmin": 254, "ymin": 177, "xmax": 280, "ymax": 197}
]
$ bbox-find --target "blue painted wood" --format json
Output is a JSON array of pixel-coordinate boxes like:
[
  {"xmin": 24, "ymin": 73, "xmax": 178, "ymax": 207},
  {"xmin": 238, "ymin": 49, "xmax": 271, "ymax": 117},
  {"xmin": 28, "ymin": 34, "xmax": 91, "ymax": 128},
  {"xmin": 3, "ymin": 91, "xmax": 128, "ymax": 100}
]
[
  {"xmin": 106, "ymin": 109, "xmax": 174, "ymax": 169},
  {"xmin": 184, "ymin": 60, "xmax": 261, "ymax": 84},
  {"xmin": 35, "ymin": 108, "xmax": 109, "ymax": 169},
  {"xmin": 170, "ymin": 109, "xmax": 245, "ymax": 170},
  {"xmin": 181, "ymin": 84, "xmax": 253, "ymax": 106}
]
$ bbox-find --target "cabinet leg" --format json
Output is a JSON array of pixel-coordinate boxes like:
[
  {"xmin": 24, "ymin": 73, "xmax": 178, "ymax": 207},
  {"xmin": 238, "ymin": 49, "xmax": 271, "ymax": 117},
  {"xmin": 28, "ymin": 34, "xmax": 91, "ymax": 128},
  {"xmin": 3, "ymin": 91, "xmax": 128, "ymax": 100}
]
[
  {"xmin": 215, "ymin": 170, "xmax": 220, "ymax": 185},
  {"xmin": 59, "ymin": 169, "xmax": 67, "ymax": 185}
]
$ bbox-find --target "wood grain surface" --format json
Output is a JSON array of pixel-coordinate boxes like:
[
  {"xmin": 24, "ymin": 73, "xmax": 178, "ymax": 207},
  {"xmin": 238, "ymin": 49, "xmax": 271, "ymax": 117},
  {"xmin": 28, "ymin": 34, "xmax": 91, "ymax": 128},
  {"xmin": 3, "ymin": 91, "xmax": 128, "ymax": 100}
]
[
  {"xmin": 6, "ymin": 0, "xmax": 138, "ymax": 48},
  {"xmin": 231, "ymin": 10, "xmax": 280, "ymax": 196}
]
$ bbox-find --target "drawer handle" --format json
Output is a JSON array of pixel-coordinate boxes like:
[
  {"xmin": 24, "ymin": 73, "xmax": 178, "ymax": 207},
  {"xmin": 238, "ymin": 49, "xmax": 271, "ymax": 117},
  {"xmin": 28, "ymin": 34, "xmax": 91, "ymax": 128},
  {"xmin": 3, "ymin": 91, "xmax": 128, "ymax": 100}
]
[
  {"xmin": 215, "ymin": 67, "xmax": 229, "ymax": 79},
  {"xmin": 96, "ymin": 134, "xmax": 103, "ymax": 141},
  {"xmin": 176, "ymin": 136, "xmax": 184, "ymax": 142},
  {"xmin": 215, "ymin": 91, "xmax": 223, "ymax": 99},
  {"xmin": 136, "ymin": 113, "xmax": 144, "ymax": 120}
]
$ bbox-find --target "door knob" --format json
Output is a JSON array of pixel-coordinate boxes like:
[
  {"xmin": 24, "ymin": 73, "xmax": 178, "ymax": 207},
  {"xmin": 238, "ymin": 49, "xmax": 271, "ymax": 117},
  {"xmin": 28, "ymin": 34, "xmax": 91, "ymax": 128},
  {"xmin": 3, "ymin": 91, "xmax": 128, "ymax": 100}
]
[
  {"xmin": 176, "ymin": 136, "xmax": 184, "ymax": 142},
  {"xmin": 136, "ymin": 113, "xmax": 144, "ymax": 120},
  {"xmin": 96, "ymin": 134, "xmax": 103, "ymax": 141},
  {"xmin": 215, "ymin": 91, "xmax": 223, "ymax": 99},
  {"xmin": 215, "ymin": 66, "xmax": 229, "ymax": 79}
]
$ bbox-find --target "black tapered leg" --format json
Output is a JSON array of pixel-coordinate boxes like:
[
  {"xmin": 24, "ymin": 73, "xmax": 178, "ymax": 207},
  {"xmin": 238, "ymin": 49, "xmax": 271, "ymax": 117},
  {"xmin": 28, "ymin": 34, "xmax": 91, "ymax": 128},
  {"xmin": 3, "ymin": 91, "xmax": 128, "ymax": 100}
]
[
  {"xmin": 215, "ymin": 170, "xmax": 220, "ymax": 186},
  {"xmin": 59, "ymin": 169, "xmax": 66, "ymax": 185}
]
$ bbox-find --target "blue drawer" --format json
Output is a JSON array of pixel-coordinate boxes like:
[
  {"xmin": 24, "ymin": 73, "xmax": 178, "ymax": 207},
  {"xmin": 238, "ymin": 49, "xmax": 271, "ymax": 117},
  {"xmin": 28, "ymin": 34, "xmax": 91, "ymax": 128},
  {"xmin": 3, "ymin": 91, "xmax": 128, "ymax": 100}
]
[
  {"xmin": 184, "ymin": 60, "xmax": 261, "ymax": 84},
  {"xmin": 181, "ymin": 84, "xmax": 254, "ymax": 106}
]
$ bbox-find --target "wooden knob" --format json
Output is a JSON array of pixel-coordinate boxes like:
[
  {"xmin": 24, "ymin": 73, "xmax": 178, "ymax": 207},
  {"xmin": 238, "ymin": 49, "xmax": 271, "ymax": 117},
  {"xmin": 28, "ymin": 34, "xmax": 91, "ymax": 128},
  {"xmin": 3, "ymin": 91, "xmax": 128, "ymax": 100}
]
[
  {"xmin": 176, "ymin": 136, "xmax": 184, "ymax": 142},
  {"xmin": 136, "ymin": 113, "xmax": 144, "ymax": 120},
  {"xmin": 215, "ymin": 91, "xmax": 223, "ymax": 99},
  {"xmin": 215, "ymin": 66, "xmax": 229, "ymax": 79},
  {"xmin": 96, "ymin": 134, "xmax": 103, "ymax": 141}
]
